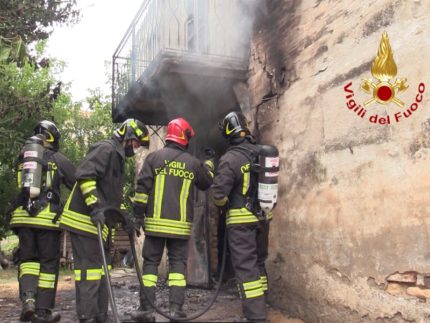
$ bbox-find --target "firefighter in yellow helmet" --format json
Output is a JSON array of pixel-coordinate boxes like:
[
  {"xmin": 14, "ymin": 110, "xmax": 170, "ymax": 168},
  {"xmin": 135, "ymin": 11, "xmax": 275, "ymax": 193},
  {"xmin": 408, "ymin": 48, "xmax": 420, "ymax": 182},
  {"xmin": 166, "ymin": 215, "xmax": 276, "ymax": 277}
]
[
  {"xmin": 211, "ymin": 111, "xmax": 271, "ymax": 323},
  {"xmin": 60, "ymin": 119, "xmax": 149, "ymax": 323},
  {"xmin": 8, "ymin": 120, "xmax": 76, "ymax": 323},
  {"xmin": 130, "ymin": 117, "xmax": 214, "ymax": 322}
]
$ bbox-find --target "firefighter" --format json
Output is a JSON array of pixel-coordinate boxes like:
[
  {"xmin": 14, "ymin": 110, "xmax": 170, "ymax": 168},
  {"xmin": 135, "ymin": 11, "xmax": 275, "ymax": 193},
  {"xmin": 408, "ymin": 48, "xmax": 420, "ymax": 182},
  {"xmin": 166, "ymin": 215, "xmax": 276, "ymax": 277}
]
[
  {"xmin": 60, "ymin": 119, "xmax": 149, "ymax": 323},
  {"xmin": 9, "ymin": 120, "xmax": 76, "ymax": 323},
  {"xmin": 130, "ymin": 117, "xmax": 214, "ymax": 322},
  {"xmin": 211, "ymin": 111, "xmax": 271, "ymax": 323}
]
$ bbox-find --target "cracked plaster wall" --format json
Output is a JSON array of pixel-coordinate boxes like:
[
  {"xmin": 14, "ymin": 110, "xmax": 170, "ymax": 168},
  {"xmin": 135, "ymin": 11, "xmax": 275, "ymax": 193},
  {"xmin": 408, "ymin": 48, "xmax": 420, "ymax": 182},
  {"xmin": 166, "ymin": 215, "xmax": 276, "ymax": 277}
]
[{"xmin": 246, "ymin": 0, "xmax": 430, "ymax": 322}]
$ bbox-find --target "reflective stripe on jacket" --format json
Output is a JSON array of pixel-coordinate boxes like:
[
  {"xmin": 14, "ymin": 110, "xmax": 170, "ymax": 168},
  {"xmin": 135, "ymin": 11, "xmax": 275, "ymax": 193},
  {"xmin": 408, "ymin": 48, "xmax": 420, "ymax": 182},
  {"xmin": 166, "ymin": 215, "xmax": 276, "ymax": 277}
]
[
  {"xmin": 10, "ymin": 206, "xmax": 59, "ymax": 229},
  {"xmin": 61, "ymin": 184, "xmax": 109, "ymax": 240},
  {"xmin": 10, "ymin": 149, "xmax": 76, "ymax": 230},
  {"xmin": 135, "ymin": 143, "xmax": 213, "ymax": 239},
  {"xmin": 60, "ymin": 137, "xmax": 125, "ymax": 240},
  {"xmin": 212, "ymin": 139, "xmax": 260, "ymax": 226}
]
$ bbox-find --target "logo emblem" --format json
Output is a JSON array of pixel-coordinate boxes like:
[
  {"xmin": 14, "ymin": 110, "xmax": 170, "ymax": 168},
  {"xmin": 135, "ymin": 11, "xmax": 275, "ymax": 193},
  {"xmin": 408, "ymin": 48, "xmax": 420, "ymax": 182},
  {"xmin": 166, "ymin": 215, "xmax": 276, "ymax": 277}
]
[
  {"xmin": 178, "ymin": 131, "xmax": 185, "ymax": 140},
  {"xmin": 45, "ymin": 131, "xmax": 55, "ymax": 143},
  {"xmin": 117, "ymin": 124, "xmax": 126, "ymax": 136},
  {"xmin": 225, "ymin": 123, "xmax": 235, "ymax": 135},
  {"xmin": 361, "ymin": 32, "xmax": 408, "ymax": 107},
  {"xmin": 342, "ymin": 31, "xmax": 425, "ymax": 125}
]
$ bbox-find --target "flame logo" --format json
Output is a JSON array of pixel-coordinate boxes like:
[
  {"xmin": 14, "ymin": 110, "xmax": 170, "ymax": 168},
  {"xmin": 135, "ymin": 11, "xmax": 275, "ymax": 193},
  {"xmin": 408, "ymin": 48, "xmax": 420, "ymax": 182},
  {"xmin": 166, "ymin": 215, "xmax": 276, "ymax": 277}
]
[
  {"xmin": 371, "ymin": 32, "xmax": 397, "ymax": 82},
  {"xmin": 361, "ymin": 32, "xmax": 408, "ymax": 107}
]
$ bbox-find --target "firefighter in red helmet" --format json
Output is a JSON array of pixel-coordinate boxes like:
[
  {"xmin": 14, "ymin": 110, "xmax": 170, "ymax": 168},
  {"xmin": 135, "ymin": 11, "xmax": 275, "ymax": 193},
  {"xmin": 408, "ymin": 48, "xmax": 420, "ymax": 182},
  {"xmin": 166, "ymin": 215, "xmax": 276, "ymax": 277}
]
[
  {"xmin": 60, "ymin": 119, "xmax": 149, "ymax": 323},
  {"xmin": 131, "ymin": 117, "xmax": 214, "ymax": 322},
  {"xmin": 211, "ymin": 111, "xmax": 271, "ymax": 323}
]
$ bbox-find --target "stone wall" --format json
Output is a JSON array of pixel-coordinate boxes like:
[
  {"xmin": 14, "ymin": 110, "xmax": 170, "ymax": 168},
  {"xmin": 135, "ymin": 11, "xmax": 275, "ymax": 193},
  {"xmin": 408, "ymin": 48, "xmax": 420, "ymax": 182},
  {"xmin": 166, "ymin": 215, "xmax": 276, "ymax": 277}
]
[{"xmin": 246, "ymin": 0, "xmax": 430, "ymax": 321}]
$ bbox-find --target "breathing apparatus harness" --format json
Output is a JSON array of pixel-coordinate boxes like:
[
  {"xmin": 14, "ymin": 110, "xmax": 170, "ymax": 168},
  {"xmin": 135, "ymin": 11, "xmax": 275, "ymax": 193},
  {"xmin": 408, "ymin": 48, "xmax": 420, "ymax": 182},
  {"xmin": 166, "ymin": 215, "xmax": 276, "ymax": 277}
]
[
  {"xmin": 16, "ymin": 135, "xmax": 62, "ymax": 222},
  {"xmin": 227, "ymin": 142, "xmax": 265, "ymax": 221},
  {"xmin": 227, "ymin": 137, "xmax": 279, "ymax": 221}
]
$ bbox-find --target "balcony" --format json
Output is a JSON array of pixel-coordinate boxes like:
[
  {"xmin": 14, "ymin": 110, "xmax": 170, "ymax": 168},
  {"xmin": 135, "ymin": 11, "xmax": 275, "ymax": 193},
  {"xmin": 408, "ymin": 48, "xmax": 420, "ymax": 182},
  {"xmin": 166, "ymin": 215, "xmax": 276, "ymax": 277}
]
[{"xmin": 112, "ymin": 0, "xmax": 250, "ymax": 126}]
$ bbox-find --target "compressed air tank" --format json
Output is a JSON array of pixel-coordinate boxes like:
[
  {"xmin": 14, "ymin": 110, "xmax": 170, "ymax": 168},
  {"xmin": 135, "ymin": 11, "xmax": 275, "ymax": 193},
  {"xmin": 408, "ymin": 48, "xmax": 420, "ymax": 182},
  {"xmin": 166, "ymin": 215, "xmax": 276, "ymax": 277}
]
[
  {"xmin": 21, "ymin": 136, "xmax": 44, "ymax": 199},
  {"xmin": 257, "ymin": 144, "xmax": 279, "ymax": 212}
]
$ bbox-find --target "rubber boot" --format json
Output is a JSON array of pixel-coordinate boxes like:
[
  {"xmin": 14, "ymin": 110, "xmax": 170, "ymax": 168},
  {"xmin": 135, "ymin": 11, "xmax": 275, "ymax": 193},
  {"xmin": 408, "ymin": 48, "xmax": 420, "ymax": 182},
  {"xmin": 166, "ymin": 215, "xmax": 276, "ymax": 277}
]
[
  {"xmin": 169, "ymin": 303, "xmax": 186, "ymax": 322},
  {"xmin": 130, "ymin": 304, "xmax": 155, "ymax": 322},
  {"xmin": 20, "ymin": 291, "xmax": 36, "ymax": 322},
  {"xmin": 31, "ymin": 309, "xmax": 61, "ymax": 323}
]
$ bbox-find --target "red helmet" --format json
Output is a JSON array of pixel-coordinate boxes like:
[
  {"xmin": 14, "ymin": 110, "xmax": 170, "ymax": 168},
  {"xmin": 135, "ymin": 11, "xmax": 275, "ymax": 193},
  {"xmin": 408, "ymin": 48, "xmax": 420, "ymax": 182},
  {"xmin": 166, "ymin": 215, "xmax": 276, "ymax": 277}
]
[{"xmin": 165, "ymin": 118, "xmax": 195, "ymax": 147}]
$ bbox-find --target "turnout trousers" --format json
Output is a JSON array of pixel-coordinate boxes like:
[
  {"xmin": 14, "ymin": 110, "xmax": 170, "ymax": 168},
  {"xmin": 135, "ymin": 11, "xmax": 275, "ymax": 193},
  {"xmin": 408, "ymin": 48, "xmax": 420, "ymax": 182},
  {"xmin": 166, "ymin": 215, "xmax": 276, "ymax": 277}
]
[
  {"xmin": 227, "ymin": 221, "xmax": 270, "ymax": 321},
  {"xmin": 70, "ymin": 232, "xmax": 111, "ymax": 321},
  {"xmin": 257, "ymin": 220, "xmax": 270, "ymax": 299},
  {"xmin": 17, "ymin": 227, "xmax": 61, "ymax": 310},
  {"xmin": 140, "ymin": 235, "xmax": 189, "ymax": 307}
]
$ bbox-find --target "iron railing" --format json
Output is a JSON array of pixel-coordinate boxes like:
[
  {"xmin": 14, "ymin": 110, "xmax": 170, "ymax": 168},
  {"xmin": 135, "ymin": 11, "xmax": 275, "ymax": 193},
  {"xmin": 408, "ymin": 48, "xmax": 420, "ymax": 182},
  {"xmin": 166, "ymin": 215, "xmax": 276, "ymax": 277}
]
[{"xmin": 112, "ymin": 0, "xmax": 250, "ymax": 110}]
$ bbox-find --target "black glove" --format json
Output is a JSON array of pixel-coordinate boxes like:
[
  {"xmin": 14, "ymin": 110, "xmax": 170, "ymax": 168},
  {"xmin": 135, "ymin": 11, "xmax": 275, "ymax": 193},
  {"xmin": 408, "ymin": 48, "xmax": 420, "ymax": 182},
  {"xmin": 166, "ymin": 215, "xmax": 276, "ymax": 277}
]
[
  {"xmin": 217, "ymin": 204, "xmax": 229, "ymax": 215},
  {"xmin": 203, "ymin": 148, "xmax": 216, "ymax": 173},
  {"xmin": 215, "ymin": 197, "xmax": 230, "ymax": 215},
  {"xmin": 204, "ymin": 147, "xmax": 215, "ymax": 159},
  {"xmin": 90, "ymin": 209, "xmax": 105, "ymax": 226},
  {"xmin": 132, "ymin": 202, "xmax": 146, "ymax": 217},
  {"xmin": 123, "ymin": 215, "xmax": 137, "ymax": 236}
]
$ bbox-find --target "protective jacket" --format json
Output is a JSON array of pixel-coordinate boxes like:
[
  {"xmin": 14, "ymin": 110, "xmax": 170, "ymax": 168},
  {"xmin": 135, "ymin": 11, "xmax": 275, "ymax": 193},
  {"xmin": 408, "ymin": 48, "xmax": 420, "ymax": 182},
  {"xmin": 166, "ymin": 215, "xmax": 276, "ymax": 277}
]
[
  {"xmin": 10, "ymin": 149, "xmax": 75, "ymax": 230},
  {"xmin": 134, "ymin": 142, "xmax": 213, "ymax": 239},
  {"xmin": 212, "ymin": 137, "xmax": 272, "ymax": 226},
  {"xmin": 212, "ymin": 136, "xmax": 270, "ymax": 322},
  {"xmin": 60, "ymin": 137, "xmax": 125, "ymax": 240}
]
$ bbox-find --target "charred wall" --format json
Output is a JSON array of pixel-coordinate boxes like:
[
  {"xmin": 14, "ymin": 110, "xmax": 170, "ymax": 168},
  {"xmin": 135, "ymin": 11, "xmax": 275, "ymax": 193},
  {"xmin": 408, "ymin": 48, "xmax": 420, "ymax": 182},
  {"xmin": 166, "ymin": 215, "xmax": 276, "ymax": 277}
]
[{"xmin": 246, "ymin": 0, "xmax": 430, "ymax": 322}]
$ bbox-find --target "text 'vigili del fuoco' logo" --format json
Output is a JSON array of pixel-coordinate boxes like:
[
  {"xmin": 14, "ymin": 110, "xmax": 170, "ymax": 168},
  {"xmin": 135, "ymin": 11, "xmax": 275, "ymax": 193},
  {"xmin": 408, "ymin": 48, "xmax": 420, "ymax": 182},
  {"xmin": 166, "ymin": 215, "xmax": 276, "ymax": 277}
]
[{"xmin": 343, "ymin": 32, "xmax": 425, "ymax": 125}]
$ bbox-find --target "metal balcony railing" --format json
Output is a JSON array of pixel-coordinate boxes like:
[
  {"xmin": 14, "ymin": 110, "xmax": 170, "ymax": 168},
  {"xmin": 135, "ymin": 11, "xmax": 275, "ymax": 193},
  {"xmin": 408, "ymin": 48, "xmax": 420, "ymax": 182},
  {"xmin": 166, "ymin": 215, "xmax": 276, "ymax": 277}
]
[{"xmin": 112, "ymin": 0, "xmax": 250, "ymax": 110}]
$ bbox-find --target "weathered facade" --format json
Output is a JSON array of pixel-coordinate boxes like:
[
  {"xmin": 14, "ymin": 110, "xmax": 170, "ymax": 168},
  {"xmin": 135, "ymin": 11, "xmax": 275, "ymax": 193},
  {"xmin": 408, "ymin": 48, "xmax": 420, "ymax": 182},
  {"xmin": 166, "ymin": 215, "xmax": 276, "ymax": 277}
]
[
  {"xmin": 114, "ymin": 0, "xmax": 430, "ymax": 321},
  {"xmin": 248, "ymin": 0, "xmax": 430, "ymax": 322}
]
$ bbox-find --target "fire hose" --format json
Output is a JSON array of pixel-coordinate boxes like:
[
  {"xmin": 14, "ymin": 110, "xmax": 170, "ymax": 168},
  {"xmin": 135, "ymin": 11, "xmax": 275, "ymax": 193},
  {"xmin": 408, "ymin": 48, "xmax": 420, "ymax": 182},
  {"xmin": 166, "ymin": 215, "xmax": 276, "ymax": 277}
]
[
  {"xmin": 96, "ymin": 222, "xmax": 120, "ymax": 323},
  {"xmin": 96, "ymin": 207, "xmax": 228, "ymax": 322},
  {"xmin": 128, "ymin": 222, "xmax": 227, "ymax": 322}
]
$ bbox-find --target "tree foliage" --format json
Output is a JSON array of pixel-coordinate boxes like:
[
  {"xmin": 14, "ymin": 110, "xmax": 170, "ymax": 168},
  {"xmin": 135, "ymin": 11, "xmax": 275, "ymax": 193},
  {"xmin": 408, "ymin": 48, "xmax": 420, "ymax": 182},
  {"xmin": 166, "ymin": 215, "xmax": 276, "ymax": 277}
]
[
  {"xmin": 0, "ymin": 54, "xmax": 132, "ymax": 238},
  {"xmin": 55, "ymin": 89, "xmax": 115, "ymax": 164},
  {"xmin": 0, "ymin": 41, "xmax": 60, "ymax": 165},
  {"xmin": 0, "ymin": 0, "xmax": 79, "ymax": 239},
  {"xmin": 0, "ymin": 47, "xmax": 70, "ymax": 238},
  {"xmin": 0, "ymin": 0, "xmax": 79, "ymax": 43},
  {"xmin": 54, "ymin": 92, "xmax": 136, "ymax": 211},
  {"xmin": 0, "ymin": 0, "xmax": 137, "ymax": 240}
]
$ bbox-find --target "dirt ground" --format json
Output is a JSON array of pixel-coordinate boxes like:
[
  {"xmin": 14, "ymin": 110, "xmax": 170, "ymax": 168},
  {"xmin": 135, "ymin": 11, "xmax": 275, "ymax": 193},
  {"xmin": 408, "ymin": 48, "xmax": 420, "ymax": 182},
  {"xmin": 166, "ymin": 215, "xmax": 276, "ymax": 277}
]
[{"xmin": 0, "ymin": 268, "xmax": 304, "ymax": 323}]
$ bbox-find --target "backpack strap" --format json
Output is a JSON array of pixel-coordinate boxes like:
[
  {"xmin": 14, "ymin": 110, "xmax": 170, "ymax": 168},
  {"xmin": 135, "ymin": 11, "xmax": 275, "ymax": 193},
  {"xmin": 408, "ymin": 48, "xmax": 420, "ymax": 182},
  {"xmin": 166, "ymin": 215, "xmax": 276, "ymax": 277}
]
[{"xmin": 227, "ymin": 145, "xmax": 266, "ymax": 221}]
